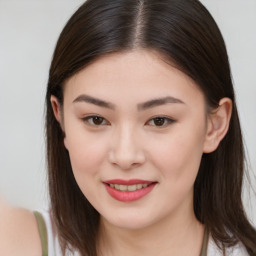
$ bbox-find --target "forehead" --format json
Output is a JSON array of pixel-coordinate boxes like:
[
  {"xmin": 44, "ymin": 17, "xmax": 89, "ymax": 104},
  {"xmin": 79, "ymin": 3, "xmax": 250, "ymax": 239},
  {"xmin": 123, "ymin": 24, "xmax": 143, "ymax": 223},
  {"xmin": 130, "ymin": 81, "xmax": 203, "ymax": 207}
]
[{"xmin": 63, "ymin": 50, "xmax": 204, "ymax": 106}]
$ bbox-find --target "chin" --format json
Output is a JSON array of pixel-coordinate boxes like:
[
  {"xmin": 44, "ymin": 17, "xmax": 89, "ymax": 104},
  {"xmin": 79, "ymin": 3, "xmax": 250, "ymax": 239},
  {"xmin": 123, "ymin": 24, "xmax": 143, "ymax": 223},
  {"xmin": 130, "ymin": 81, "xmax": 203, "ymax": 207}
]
[
  {"xmin": 109, "ymin": 219, "xmax": 153, "ymax": 230},
  {"xmin": 101, "ymin": 209, "xmax": 160, "ymax": 231}
]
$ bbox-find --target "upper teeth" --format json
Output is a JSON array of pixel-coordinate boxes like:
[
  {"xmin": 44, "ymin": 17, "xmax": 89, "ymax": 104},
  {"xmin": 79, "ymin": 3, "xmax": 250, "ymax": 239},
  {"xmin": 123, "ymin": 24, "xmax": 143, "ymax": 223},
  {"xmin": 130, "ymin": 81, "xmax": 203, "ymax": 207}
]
[{"xmin": 109, "ymin": 184, "xmax": 148, "ymax": 192}]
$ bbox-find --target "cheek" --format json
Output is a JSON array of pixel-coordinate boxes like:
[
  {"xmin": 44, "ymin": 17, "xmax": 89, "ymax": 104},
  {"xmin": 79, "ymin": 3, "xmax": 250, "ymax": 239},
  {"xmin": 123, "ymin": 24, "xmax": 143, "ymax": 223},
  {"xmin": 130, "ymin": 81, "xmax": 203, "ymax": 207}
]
[
  {"xmin": 65, "ymin": 131, "xmax": 109, "ymax": 201},
  {"xmin": 148, "ymin": 124, "xmax": 205, "ymax": 182},
  {"xmin": 65, "ymin": 127, "xmax": 108, "ymax": 178}
]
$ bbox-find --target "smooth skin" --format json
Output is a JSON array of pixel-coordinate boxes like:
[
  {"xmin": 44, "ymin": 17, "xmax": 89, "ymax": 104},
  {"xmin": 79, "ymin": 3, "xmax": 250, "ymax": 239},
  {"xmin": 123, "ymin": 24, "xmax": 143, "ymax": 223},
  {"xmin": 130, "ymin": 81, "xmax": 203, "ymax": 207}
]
[
  {"xmin": 0, "ymin": 50, "xmax": 232, "ymax": 256},
  {"xmin": 0, "ymin": 197, "xmax": 42, "ymax": 255}
]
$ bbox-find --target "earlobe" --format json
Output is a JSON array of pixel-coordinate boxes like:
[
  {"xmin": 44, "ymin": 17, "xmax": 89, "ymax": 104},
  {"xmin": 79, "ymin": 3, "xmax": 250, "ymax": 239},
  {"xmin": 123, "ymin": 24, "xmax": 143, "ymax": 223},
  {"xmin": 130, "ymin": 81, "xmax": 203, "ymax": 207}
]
[
  {"xmin": 203, "ymin": 98, "xmax": 232, "ymax": 153},
  {"xmin": 63, "ymin": 137, "xmax": 69, "ymax": 151}
]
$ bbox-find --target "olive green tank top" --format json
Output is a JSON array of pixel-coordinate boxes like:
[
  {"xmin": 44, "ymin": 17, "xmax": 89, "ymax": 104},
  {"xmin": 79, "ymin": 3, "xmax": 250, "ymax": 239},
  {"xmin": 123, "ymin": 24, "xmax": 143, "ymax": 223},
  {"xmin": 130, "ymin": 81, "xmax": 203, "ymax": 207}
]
[
  {"xmin": 34, "ymin": 211, "xmax": 209, "ymax": 256},
  {"xmin": 34, "ymin": 211, "xmax": 48, "ymax": 256}
]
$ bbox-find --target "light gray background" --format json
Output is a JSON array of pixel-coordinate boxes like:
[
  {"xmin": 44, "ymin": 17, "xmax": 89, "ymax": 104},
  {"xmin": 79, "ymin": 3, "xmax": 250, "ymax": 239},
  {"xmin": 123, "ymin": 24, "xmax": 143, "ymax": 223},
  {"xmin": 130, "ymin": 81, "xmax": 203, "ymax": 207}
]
[{"xmin": 0, "ymin": 0, "xmax": 255, "ymax": 225}]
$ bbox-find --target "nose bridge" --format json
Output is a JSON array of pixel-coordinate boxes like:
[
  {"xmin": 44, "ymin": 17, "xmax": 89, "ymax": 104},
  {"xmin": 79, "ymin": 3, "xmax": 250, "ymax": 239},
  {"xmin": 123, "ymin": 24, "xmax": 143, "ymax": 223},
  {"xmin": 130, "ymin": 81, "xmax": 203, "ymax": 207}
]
[{"xmin": 109, "ymin": 123, "xmax": 145, "ymax": 169}]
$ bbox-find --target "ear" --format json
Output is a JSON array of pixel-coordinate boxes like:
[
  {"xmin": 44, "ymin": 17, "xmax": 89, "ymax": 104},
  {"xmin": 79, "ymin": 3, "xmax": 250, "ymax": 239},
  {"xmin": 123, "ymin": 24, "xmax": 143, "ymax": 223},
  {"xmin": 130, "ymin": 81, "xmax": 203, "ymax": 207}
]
[
  {"xmin": 50, "ymin": 95, "xmax": 62, "ymax": 124},
  {"xmin": 203, "ymin": 98, "xmax": 232, "ymax": 153},
  {"xmin": 50, "ymin": 95, "xmax": 69, "ymax": 150}
]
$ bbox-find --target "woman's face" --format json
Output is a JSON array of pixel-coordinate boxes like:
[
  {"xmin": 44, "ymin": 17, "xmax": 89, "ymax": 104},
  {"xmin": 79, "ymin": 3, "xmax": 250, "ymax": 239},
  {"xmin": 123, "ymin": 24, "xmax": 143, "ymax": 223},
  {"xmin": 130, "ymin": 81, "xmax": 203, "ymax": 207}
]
[{"xmin": 60, "ymin": 50, "xmax": 210, "ymax": 230}]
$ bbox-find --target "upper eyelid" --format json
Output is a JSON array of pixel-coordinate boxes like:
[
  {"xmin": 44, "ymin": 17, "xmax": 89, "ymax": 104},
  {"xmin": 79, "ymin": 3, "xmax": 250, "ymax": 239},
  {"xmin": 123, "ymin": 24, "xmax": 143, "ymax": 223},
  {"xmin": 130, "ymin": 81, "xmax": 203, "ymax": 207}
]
[
  {"xmin": 146, "ymin": 115, "xmax": 175, "ymax": 122},
  {"xmin": 83, "ymin": 114, "xmax": 104, "ymax": 119},
  {"xmin": 147, "ymin": 115, "xmax": 174, "ymax": 120},
  {"xmin": 146, "ymin": 116, "xmax": 175, "ymax": 125}
]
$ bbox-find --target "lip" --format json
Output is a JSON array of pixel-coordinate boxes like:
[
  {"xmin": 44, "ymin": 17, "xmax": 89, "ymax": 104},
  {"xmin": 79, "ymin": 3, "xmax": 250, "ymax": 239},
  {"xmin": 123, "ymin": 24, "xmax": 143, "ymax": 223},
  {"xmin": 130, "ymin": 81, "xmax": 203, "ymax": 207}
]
[
  {"xmin": 104, "ymin": 179, "xmax": 154, "ymax": 185},
  {"xmin": 103, "ymin": 179, "xmax": 157, "ymax": 202}
]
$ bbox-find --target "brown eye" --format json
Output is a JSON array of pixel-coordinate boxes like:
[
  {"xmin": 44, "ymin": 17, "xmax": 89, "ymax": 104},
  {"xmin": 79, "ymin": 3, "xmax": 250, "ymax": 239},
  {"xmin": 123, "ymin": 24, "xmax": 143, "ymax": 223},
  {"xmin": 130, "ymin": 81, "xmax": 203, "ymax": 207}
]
[
  {"xmin": 153, "ymin": 117, "xmax": 166, "ymax": 126},
  {"xmin": 91, "ymin": 116, "xmax": 104, "ymax": 125},
  {"xmin": 147, "ymin": 116, "xmax": 174, "ymax": 127},
  {"xmin": 82, "ymin": 115, "xmax": 108, "ymax": 126}
]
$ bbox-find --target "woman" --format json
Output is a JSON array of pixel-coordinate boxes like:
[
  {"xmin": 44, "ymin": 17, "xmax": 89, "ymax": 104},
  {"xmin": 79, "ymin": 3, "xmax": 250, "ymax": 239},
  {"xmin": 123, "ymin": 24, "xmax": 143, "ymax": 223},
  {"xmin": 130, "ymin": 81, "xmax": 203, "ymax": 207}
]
[{"xmin": 1, "ymin": 0, "xmax": 256, "ymax": 255}]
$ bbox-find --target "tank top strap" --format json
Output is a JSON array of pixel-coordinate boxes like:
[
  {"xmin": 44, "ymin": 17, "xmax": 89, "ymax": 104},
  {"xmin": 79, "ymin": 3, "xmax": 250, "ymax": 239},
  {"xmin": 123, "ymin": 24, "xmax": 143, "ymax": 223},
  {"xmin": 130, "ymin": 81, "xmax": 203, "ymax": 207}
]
[
  {"xmin": 200, "ymin": 227, "xmax": 209, "ymax": 256},
  {"xmin": 34, "ymin": 211, "xmax": 48, "ymax": 256}
]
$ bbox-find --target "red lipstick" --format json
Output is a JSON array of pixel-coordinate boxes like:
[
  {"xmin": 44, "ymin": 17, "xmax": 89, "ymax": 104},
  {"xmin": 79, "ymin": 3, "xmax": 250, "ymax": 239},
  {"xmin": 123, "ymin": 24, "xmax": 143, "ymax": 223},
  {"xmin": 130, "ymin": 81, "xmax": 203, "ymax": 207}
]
[
  {"xmin": 103, "ymin": 179, "xmax": 157, "ymax": 202},
  {"xmin": 104, "ymin": 179, "xmax": 153, "ymax": 185}
]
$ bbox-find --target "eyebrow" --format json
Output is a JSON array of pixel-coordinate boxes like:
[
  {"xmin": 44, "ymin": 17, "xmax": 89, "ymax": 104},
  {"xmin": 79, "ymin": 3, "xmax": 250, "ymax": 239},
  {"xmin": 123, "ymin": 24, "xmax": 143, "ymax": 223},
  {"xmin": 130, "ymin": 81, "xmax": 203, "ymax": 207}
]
[
  {"xmin": 137, "ymin": 96, "xmax": 184, "ymax": 111},
  {"xmin": 73, "ymin": 94, "xmax": 115, "ymax": 109},
  {"xmin": 73, "ymin": 94, "xmax": 184, "ymax": 111}
]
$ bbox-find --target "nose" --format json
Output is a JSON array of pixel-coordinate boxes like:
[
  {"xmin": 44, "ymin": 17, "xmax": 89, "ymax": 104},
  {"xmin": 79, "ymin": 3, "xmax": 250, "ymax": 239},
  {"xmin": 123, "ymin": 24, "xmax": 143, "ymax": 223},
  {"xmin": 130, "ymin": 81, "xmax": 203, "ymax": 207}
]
[{"xmin": 108, "ymin": 125, "xmax": 146, "ymax": 170}]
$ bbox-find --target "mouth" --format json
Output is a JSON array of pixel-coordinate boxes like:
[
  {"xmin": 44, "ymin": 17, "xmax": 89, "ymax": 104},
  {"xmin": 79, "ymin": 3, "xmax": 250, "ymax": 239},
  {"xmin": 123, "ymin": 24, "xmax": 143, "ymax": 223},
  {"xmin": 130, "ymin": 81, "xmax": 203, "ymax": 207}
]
[
  {"xmin": 108, "ymin": 183, "xmax": 150, "ymax": 192},
  {"xmin": 103, "ymin": 179, "xmax": 157, "ymax": 202}
]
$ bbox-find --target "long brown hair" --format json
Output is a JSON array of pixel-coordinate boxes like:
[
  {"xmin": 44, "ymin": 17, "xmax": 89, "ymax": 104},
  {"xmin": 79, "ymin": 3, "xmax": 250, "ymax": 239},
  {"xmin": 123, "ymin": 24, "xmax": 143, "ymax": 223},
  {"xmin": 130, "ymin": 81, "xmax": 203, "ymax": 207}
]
[{"xmin": 46, "ymin": 0, "xmax": 256, "ymax": 255}]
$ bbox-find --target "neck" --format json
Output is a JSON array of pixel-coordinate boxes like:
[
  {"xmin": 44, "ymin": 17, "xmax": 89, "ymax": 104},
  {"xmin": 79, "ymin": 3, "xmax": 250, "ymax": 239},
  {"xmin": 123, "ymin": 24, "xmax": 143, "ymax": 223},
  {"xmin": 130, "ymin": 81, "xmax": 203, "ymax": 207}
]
[{"xmin": 97, "ymin": 200, "xmax": 204, "ymax": 256}]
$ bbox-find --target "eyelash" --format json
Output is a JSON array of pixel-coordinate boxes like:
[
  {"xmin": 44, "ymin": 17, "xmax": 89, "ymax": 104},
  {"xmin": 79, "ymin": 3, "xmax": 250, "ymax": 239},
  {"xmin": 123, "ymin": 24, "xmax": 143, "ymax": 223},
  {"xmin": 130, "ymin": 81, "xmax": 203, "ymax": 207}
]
[
  {"xmin": 146, "ymin": 116, "xmax": 175, "ymax": 127},
  {"xmin": 82, "ymin": 115, "xmax": 110, "ymax": 126},
  {"xmin": 82, "ymin": 115, "xmax": 175, "ymax": 128}
]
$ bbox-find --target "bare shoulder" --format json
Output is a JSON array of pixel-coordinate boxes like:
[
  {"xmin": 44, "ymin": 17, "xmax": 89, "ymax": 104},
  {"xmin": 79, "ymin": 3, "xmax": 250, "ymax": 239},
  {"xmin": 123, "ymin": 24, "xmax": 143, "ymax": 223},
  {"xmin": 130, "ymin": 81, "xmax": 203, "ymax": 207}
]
[{"xmin": 0, "ymin": 198, "xmax": 42, "ymax": 256}]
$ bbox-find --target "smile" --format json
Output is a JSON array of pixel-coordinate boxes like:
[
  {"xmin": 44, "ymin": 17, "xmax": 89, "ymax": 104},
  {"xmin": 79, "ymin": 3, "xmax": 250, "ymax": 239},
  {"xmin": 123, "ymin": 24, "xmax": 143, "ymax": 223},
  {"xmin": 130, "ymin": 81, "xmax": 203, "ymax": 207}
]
[
  {"xmin": 104, "ymin": 179, "xmax": 157, "ymax": 202},
  {"xmin": 109, "ymin": 183, "xmax": 149, "ymax": 191}
]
